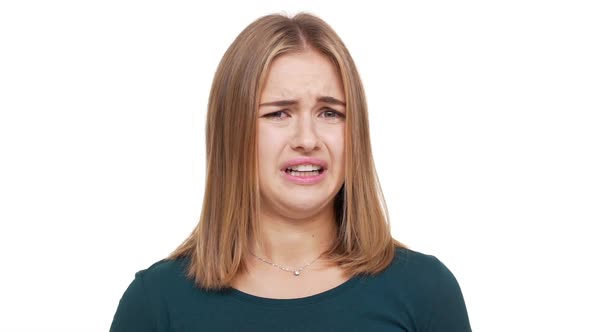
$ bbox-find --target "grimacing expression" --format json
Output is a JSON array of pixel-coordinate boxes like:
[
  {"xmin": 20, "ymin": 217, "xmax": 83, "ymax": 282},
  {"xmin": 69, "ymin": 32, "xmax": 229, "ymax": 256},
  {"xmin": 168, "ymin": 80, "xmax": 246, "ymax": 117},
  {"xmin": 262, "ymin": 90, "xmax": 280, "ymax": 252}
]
[{"xmin": 257, "ymin": 49, "xmax": 346, "ymax": 220}]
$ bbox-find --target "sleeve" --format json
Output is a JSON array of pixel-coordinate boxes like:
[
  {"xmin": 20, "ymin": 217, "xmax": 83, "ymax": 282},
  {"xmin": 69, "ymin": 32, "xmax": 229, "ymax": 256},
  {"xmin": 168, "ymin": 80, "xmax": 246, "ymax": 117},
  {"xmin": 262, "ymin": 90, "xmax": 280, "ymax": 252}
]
[
  {"xmin": 110, "ymin": 271, "xmax": 156, "ymax": 332},
  {"xmin": 422, "ymin": 257, "xmax": 472, "ymax": 332}
]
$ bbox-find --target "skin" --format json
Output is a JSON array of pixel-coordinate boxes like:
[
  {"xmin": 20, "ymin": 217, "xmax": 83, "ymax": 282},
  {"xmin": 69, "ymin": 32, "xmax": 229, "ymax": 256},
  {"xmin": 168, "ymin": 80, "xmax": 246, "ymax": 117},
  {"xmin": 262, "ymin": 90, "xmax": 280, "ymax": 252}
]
[{"xmin": 252, "ymin": 48, "xmax": 346, "ymax": 273}]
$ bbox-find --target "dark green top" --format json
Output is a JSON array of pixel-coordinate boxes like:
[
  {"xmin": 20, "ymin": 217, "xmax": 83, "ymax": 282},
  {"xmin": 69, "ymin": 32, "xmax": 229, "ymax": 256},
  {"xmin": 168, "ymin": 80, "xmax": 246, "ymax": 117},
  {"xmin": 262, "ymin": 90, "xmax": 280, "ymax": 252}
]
[{"xmin": 110, "ymin": 247, "xmax": 471, "ymax": 331}]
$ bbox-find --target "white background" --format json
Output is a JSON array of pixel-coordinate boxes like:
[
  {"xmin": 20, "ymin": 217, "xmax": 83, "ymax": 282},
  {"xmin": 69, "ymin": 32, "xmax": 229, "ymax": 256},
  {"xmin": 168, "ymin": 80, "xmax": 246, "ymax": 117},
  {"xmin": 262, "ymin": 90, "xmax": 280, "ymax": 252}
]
[{"xmin": 1, "ymin": 1, "xmax": 589, "ymax": 331}]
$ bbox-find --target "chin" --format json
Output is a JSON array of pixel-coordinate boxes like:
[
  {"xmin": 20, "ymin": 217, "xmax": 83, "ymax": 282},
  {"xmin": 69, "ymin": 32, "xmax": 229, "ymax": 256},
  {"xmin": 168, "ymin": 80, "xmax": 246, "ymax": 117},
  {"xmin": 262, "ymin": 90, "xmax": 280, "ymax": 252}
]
[{"xmin": 280, "ymin": 197, "xmax": 332, "ymax": 214}]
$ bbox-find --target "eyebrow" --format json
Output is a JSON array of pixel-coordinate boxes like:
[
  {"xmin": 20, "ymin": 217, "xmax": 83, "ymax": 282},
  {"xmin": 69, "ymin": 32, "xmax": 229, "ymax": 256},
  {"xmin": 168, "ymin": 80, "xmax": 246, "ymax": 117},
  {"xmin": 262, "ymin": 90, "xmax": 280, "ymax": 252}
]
[{"xmin": 259, "ymin": 96, "xmax": 346, "ymax": 107}]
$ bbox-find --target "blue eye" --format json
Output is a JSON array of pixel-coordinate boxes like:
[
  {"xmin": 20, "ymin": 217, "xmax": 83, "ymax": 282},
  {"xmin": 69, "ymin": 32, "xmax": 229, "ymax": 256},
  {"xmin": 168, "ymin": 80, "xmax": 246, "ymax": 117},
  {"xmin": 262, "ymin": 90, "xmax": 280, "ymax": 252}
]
[
  {"xmin": 320, "ymin": 109, "xmax": 345, "ymax": 119},
  {"xmin": 262, "ymin": 109, "xmax": 345, "ymax": 121},
  {"xmin": 263, "ymin": 110, "xmax": 289, "ymax": 120}
]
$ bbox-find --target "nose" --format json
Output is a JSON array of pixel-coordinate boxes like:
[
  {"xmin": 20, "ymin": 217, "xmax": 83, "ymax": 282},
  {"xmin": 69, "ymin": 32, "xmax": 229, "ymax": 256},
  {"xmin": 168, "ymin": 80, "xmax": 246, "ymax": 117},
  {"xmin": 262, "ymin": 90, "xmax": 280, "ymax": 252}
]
[{"xmin": 290, "ymin": 114, "xmax": 320, "ymax": 152}]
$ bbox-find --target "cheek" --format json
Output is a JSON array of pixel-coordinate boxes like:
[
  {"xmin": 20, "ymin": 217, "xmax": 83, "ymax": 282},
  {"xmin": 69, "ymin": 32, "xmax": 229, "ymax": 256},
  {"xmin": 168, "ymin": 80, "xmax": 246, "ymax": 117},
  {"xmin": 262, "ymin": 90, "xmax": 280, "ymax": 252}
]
[
  {"xmin": 257, "ymin": 127, "xmax": 283, "ymax": 170},
  {"xmin": 324, "ymin": 131, "xmax": 345, "ymax": 163}
]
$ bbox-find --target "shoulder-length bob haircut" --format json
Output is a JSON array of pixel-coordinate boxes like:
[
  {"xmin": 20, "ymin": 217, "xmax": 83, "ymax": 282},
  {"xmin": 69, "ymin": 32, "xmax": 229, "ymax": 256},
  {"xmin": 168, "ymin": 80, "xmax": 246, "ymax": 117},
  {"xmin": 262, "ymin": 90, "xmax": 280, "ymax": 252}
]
[{"xmin": 168, "ymin": 12, "xmax": 408, "ymax": 290}]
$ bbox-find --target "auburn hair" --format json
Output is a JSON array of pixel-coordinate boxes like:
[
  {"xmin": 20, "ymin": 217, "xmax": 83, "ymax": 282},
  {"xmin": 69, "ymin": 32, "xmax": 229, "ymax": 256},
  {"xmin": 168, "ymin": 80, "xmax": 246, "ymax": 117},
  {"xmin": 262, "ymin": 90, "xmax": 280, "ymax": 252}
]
[{"xmin": 168, "ymin": 12, "xmax": 408, "ymax": 290}]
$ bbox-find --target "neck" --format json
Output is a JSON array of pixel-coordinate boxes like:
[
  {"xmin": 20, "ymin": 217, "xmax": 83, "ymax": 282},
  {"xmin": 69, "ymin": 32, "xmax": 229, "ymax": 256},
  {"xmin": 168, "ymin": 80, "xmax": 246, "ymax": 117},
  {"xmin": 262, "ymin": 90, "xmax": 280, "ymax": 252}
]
[{"xmin": 250, "ymin": 205, "xmax": 338, "ymax": 269}]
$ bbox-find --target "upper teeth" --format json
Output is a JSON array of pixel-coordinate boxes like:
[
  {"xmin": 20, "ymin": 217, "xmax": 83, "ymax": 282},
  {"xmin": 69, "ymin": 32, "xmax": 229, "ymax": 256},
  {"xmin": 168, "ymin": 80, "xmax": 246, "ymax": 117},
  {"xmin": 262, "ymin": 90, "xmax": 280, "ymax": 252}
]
[{"xmin": 288, "ymin": 164, "xmax": 322, "ymax": 171}]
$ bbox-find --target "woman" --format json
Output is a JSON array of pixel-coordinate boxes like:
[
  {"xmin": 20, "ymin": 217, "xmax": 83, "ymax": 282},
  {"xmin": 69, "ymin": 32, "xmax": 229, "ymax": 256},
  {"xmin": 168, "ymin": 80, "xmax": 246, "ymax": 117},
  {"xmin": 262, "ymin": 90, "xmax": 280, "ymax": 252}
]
[{"xmin": 111, "ymin": 12, "xmax": 472, "ymax": 331}]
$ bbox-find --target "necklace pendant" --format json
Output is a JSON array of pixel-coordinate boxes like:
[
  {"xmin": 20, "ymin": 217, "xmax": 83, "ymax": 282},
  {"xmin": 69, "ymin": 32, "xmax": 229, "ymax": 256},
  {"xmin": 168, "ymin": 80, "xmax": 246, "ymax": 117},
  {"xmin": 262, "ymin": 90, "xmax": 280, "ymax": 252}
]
[{"xmin": 293, "ymin": 270, "xmax": 301, "ymax": 276}]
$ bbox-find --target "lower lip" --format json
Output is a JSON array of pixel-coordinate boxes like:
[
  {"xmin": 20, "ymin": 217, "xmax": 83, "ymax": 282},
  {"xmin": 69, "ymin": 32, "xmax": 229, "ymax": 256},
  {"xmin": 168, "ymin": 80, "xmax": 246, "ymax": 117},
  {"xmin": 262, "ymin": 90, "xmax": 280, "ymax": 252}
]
[{"xmin": 281, "ymin": 169, "xmax": 327, "ymax": 184}]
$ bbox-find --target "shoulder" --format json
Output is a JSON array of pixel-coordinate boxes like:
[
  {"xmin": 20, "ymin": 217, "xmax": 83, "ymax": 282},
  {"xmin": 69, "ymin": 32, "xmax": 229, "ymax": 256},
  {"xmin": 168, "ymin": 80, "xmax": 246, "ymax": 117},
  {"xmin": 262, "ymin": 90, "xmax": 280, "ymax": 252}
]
[
  {"xmin": 110, "ymin": 257, "xmax": 191, "ymax": 331},
  {"xmin": 381, "ymin": 247, "xmax": 464, "ymax": 296},
  {"xmin": 135, "ymin": 256, "xmax": 193, "ymax": 292},
  {"xmin": 138, "ymin": 256, "xmax": 189, "ymax": 279},
  {"xmin": 381, "ymin": 247, "xmax": 471, "ymax": 331},
  {"xmin": 390, "ymin": 247, "xmax": 456, "ymax": 280},
  {"xmin": 366, "ymin": 247, "xmax": 468, "ymax": 313}
]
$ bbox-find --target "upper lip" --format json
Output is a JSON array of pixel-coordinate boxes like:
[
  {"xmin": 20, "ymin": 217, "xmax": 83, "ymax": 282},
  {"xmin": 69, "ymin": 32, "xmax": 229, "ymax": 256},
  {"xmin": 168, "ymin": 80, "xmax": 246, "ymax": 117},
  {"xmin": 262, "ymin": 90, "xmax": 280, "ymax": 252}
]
[{"xmin": 281, "ymin": 157, "xmax": 328, "ymax": 171}]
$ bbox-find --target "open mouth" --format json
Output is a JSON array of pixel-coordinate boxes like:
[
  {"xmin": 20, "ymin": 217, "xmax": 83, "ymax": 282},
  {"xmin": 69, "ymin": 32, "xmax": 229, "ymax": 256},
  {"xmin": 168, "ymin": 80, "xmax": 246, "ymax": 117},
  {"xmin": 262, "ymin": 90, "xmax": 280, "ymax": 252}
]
[{"xmin": 283, "ymin": 166, "xmax": 325, "ymax": 177}]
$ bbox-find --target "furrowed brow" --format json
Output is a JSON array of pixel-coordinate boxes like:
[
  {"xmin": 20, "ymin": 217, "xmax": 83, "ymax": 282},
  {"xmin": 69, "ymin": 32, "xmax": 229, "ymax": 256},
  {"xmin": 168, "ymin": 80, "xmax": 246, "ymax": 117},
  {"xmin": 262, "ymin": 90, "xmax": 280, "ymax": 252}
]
[
  {"xmin": 317, "ymin": 96, "xmax": 346, "ymax": 106},
  {"xmin": 259, "ymin": 100, "xmax": 298, "ymax": 107},
  {"xmin": 259, "ymin": 96, "xmax": 346, "ymax": 107}
]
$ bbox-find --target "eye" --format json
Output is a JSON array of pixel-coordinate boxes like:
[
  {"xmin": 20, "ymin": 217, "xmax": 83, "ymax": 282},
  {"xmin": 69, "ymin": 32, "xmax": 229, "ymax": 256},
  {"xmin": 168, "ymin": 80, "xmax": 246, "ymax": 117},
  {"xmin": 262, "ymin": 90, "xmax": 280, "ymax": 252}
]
[
  {"xmin": 319, "ymin": 108, "xmax": 345, "ymax": 120},
  {"xmin": 262, "ymin": 110, "xmax": 290, "ymax": 120}
]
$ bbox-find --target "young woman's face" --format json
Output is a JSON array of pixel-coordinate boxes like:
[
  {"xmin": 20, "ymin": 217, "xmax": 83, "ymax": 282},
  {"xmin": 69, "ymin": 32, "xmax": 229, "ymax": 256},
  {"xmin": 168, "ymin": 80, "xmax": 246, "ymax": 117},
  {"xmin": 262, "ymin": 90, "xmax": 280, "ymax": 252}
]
[{"xmin": 257, "ymin": 49, "xmax": 346, "ymax": 220}]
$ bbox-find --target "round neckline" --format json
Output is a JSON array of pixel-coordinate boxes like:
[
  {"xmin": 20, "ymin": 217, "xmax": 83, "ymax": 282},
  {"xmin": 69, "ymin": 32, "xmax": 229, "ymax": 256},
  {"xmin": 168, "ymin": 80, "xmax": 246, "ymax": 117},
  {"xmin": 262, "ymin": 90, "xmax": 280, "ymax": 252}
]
[{"xmin": 226, "ymin": 274, "xmax": 363, "ymax": 307}]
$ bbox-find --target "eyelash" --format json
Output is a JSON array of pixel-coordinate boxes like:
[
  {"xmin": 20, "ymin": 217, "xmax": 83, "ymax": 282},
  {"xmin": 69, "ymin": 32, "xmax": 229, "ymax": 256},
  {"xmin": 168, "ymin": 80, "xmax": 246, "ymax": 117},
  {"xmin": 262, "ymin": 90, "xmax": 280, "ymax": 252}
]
[{"xmin": 262, "ymin": 108, "xmax": 345, "ymax": 120}]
